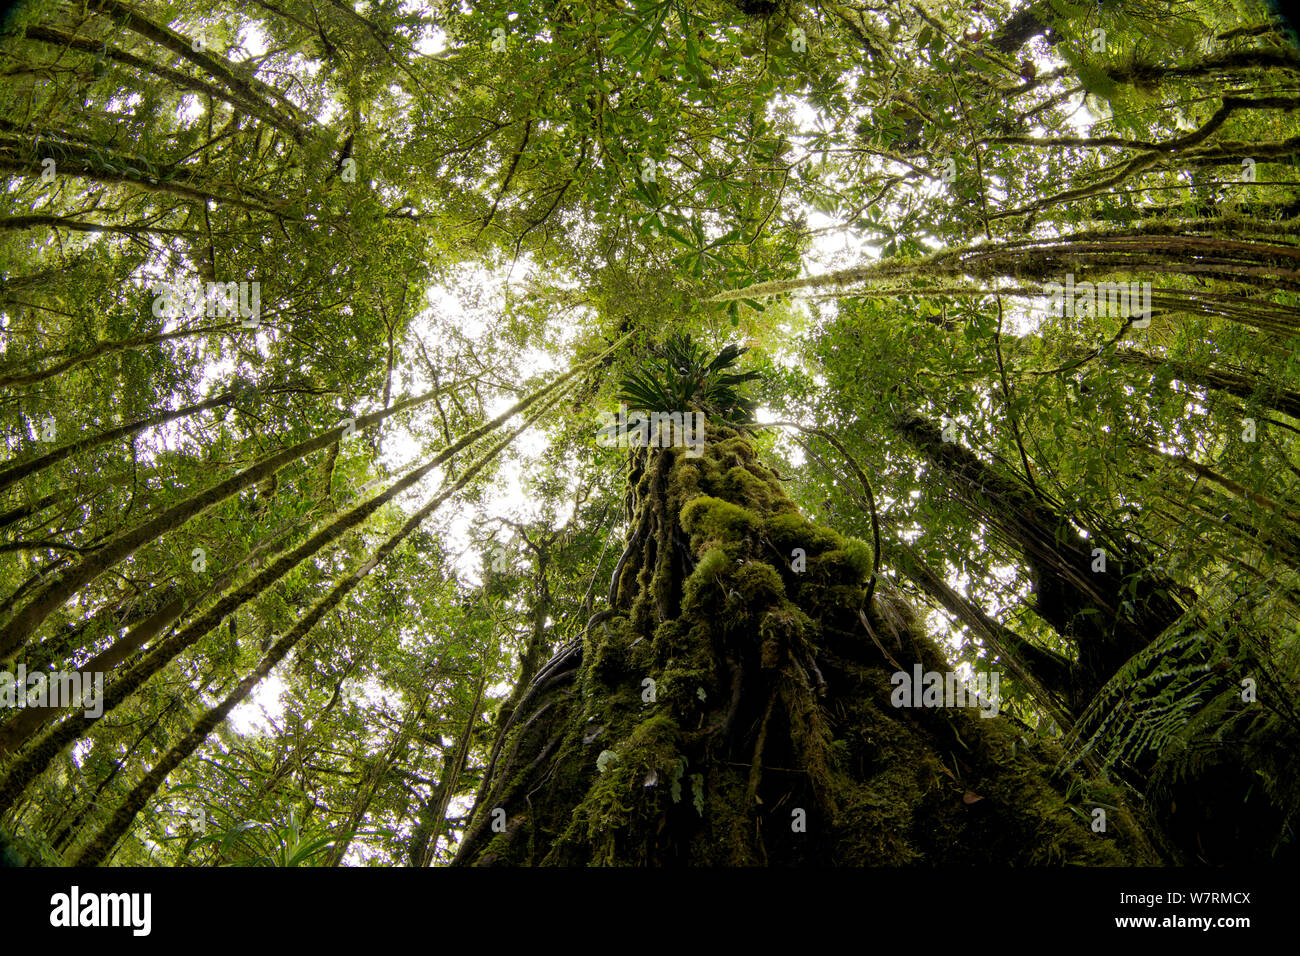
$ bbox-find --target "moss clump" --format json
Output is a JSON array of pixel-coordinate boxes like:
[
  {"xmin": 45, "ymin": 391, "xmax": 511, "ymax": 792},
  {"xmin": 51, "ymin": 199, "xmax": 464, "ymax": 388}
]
[
  {"xmin": 712, "ymin": 434, "xmax": 757, "ymax": 463},
  {"xmin": 731, "ymin": 560, "xmax": 786, "ymax": 607},
  {"xmin": 682, "ymin": 547, "xmax": 730, "ymax": 610},
  {"xmin": 670, "ymin": 462, "xmax": 703, "ymax": 501},
  {"xmin": 559, "ymin": 714, "xmax": 686, "ymax": 865},
  {"xmin": 679, "ymin": 495, "xmax": 758, "ymax": 551},
  {"xmin": 668, "ymin": 455, "xmax": 720, "ymax": 500},
  {"xmin": 584, "ymin": 614, "xmax": 637, "ymax": 685},
  {"xmin": 720, "ymin": 464, "xmax": 777, "ymax": 509},
  {"xmin": 654, "ymin": 619, "xmax": 721, "ymax": 708},
  {"xmin": 763, "ymin": 511, "xmax": 842, "ymax": 553},
  {"xmin": 758, "ymin": 606, "xmax": 816, "ymax": 669},
  {"xmin": 840, "ymin": 536, "xmax": 874, "ymax": 581}
]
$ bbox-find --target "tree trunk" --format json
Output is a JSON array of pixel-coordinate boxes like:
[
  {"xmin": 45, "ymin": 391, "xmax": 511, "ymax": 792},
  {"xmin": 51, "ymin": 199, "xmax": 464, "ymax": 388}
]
[
  {"xmin": 892, "ymin": 414, "xmax": 1300, "ymax": 864},
  {"xmin": 63, "ymin": 383, "xmax": 571, "ymax": 864},
  {"xmin": 889, "ymin": 537, "xmax": 1075, "ymax": 727},
  {"xmin": 409, "ymin": 670, "xmax": 486, "ymax": 868},
  {"xmin": 21, "ymin": 24, "xmax": 307, "ymax": 141},
  {"xmin": 452, "ymin": 425, "xmax": 1146, "ymax": 865},
  {"xmin": 0, "ymin": 381, "xmax": 323, "ymax": 493},
  {"xmin": 1110, "ymin": 350, "xmax": 1300, "ymax": 421},
  {"xmin": 0, "ymin": 498, "xmax": 310, "ymax": 756},
  {"xmin": 0, "ymin": 379, "xmax": 458, "ymax": 660},
  {"xmin": 0, "ymin": 322, "xmax": 233, "ymax": 390},
  {"xmin": 324, "ymin": 693, "xmax": 430, "ymax": 867},
  {"xmin": 892, "ymin": 410, "xmax": 1185, "ymax": 715},
  {"xmin": 85, "ymin": 0, "xmax": 313, "ymax": 137},
  {"xmin": 989, "ymin": 0, "xmax": 1060, "ymax": 55}
]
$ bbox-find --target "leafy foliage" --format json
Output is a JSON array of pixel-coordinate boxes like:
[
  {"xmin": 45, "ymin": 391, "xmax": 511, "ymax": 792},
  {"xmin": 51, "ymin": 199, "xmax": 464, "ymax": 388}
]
[
  {"xmin": 617, "ymin": 335, "xmax": 761, "ymax": 427},
  {"xmin": 0, "ymin": 0, "xmax": 1296, "ymax": 867}
]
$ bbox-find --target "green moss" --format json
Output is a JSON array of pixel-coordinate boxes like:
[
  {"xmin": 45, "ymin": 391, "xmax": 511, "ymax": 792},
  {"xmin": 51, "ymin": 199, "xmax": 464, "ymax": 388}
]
[
  {"xmin": 672, "ymin": 462, "xmax": 703, "ymax": 497},
  {"xmin": 682, "ymin": 547, "xmax": 729, "ymax": 609},
  {"xmin": 712, "ymin": 435, "xmax": 757, "ymax": 463},
  {"xmin": 679, "ymin": 495, "xmax": 758, "ymax": 550},
  {"xmin": 763, "ymin": 512, "xmax": 842, "ymax": 553},
  {"xmin": 696, "ymin": 768, "xmax": 763, "ymax": 865},
  {"xmin": 809, "ymin": 544, "xmax": 875, "ymax": 588},
  {"xmin": 720, "ymin": 465, "xmax": 776, "ymax": 509},
  {"xmin": 841, "ymin": 536, "xmax": 874, "ymax": 581},
  {"xmin": 461, "ymin": 424, "xmax": 1151, "ymax": 868},
  {"xmin": 614, "ymin": 713, "xmax": 682, "ymax": 771},
  {"xmin": 583, "ymin": 614, "xmax": 635, "ymax": 685},
  {"xmin": 758, "ymin": 606, "xmax": 816, "ymax": 668},
  {"xmin": 669, "ymin": 456, "xmax": 719, "ymax": 500},
  {"xmin": 558, "ymin": 713, "xmax": 685, "ymax": 864},
  {"xmin": 655, "ymin": 619, "xmax": 720, "ymax": 707},
  {"xmin": 732, "ymin": 561, "xmax": 786, "ymax": 605}
]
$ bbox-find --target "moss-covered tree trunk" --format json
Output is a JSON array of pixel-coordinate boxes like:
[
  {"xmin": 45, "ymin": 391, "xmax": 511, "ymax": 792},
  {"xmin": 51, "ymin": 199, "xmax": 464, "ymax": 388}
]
[
  {"xmin": 891, "ymin": 412, "xmax": 1300, "ymax": 864},
  {"xmin": 891, "ymin": 410, "xmax": 1187, "ymax": 717},
  {"xmin": 453, "ymin": 426, "xmax": 1150, "ymax": 865}
]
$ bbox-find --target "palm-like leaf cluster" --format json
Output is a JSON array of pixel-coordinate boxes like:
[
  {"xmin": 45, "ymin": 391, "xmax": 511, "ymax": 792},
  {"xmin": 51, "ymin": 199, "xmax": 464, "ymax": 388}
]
[{"xmin": 616, "ymin": 334, "xmax": 760, "ymax": 427}]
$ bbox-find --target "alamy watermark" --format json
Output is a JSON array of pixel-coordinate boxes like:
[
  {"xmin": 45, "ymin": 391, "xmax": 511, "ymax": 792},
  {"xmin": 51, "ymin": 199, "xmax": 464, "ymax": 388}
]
[
  {"xmin": 0, "ymin": 665, "xmax": 103, "ymax": 718},
  {"xmin": 596, "ymin": 404, "xmax": 706, "ymax": 458},
  {"xmin": 1042, "ymin": 273, "xmax": 1151, "ymax": 328},
  {"xmin": 50, "ymin": 886, "xmax": 151, "ymax": 935},
  {"xmin": 890, "ymin": 664, "xmax": 1001, "ymax": 718},
  {"xmin": 151, "ymin": 279, "xmax": 261, "ymax": 327}
]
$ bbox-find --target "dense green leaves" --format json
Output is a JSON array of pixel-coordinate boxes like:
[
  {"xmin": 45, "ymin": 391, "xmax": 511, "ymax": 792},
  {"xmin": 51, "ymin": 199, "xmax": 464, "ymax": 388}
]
[{"xmin": 0, "ymin": 0, "xmax": 1297, "ymax": 866}]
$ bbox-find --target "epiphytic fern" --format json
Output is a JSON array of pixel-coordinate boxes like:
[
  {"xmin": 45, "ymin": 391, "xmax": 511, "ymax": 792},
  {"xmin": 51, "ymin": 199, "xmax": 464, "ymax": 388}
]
[{"xmin": 616, "ymin": 334, "xmax": 760, "ymax": 428}]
